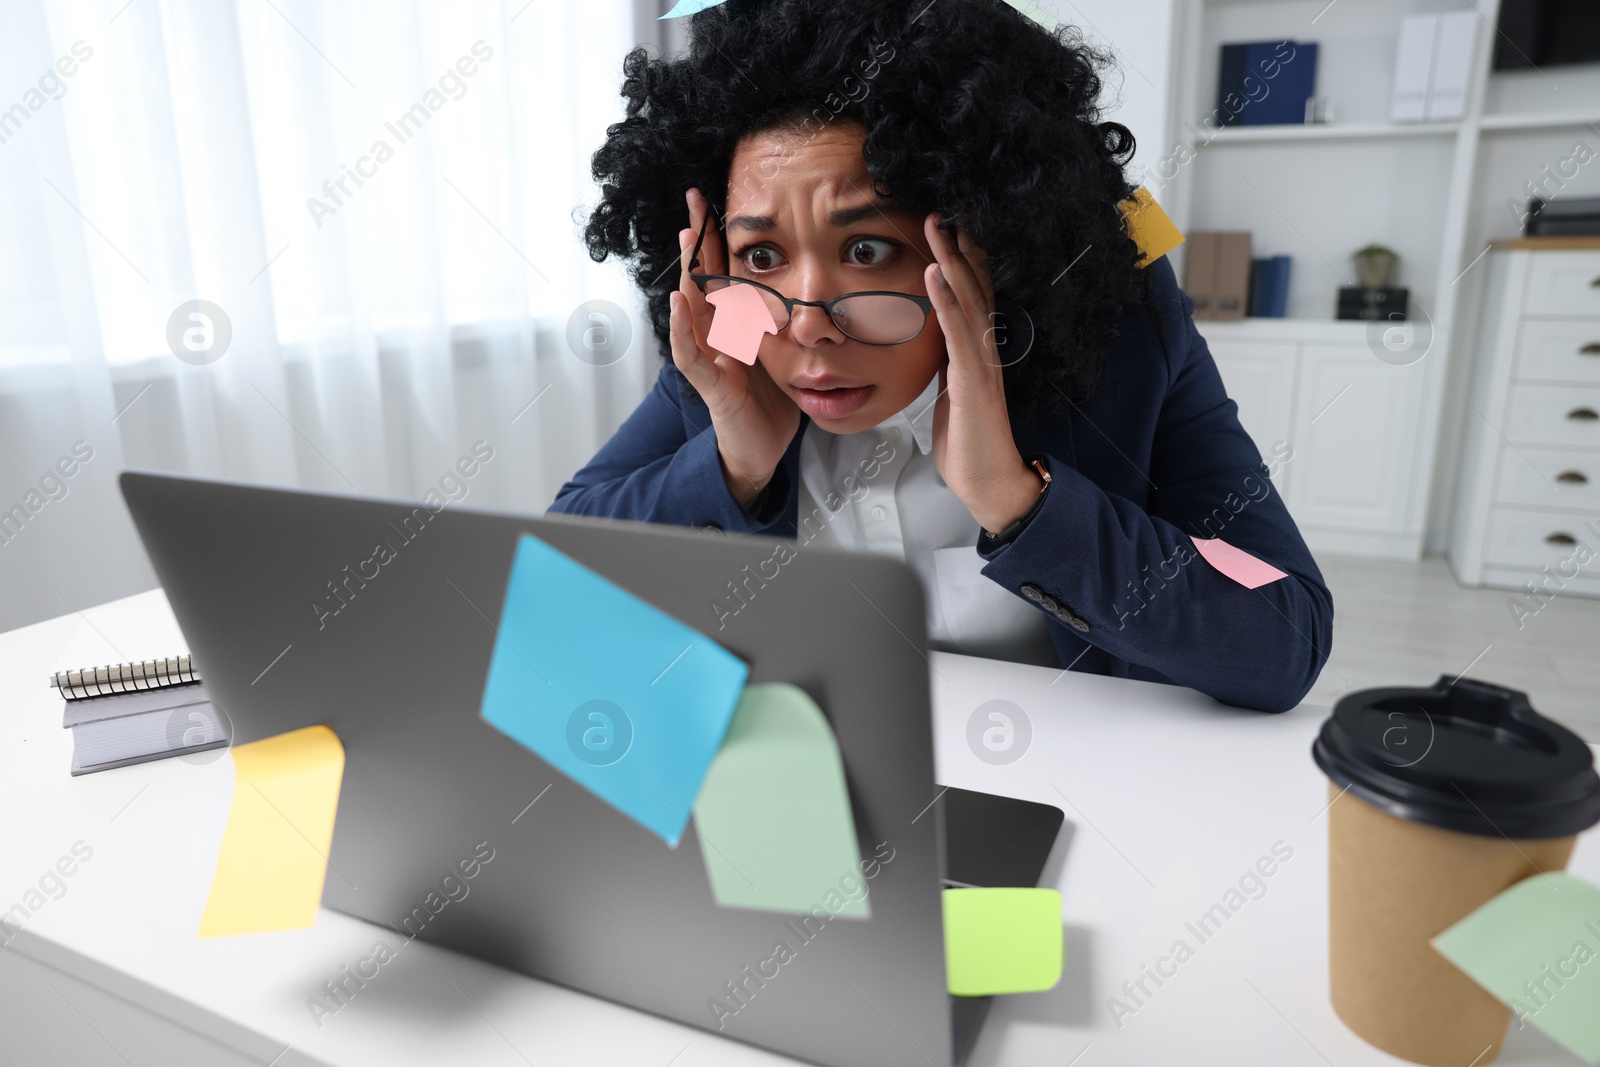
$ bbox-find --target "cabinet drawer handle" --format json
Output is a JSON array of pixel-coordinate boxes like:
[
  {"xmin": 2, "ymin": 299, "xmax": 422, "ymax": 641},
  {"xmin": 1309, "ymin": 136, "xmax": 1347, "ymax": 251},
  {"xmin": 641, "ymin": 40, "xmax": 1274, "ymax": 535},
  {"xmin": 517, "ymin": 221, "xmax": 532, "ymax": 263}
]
[
  {"xmin": 1582, "ymin": 343, "xmax": 1600, "ymax": 355},
  {"xmin": 1555, "ymin": 470, "xmax": 1589, "ymax": 485},
  {"xmin": 1546, "ymin": 532, "xmax": 1578, "ymax": 546},
  {"xmin": 1568, "ymin": 407, "xmax": 1600, "ymax": 421}
]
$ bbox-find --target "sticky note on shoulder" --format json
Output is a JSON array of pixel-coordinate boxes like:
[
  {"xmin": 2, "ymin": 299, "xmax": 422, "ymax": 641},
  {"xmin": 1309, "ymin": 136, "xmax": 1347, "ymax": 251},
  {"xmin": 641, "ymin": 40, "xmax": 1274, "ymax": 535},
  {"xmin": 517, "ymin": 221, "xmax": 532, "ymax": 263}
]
[
  {"xmin": 693, "ymin": 683, "xmax": 867, "ymax": 917},
  {"xmin": 1121, "ymin": 186, "xmax": 1183, "ymax": 266},
  {"xmin": 479, "ymin": 534, "xmax": 748, "ymax": 847},
  {"xmin": 1190, "ymin": 536, "xmax": 1288, "ymax": 589},
  {"xmin": 944, "ymin": 887, "xmax": 1063, "ymax": 995},
  {"xmin": 199, "ymin": 725, "xmax": 344, "ymax": 938},
  {"xmin": 1432, "ymin": 872, "xmax": 1600, "ymax": 1063}
]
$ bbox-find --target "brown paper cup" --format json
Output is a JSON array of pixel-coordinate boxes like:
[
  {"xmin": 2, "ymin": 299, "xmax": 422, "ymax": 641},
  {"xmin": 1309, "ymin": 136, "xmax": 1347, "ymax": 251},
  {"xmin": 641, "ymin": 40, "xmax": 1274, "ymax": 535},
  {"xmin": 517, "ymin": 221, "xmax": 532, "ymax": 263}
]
[
  {"xmin": 1327, "ymin": 783, "xmax": 1577, "ymax": 1065},
  {"xmin": 1315, "ymin": 677, "xmax": 1600, "ymax": 1066}
]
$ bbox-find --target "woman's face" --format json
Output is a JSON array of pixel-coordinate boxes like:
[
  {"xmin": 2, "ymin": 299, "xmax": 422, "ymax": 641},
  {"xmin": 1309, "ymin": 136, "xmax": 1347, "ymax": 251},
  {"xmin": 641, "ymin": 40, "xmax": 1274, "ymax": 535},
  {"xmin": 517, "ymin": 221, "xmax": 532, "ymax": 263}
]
[{"xmin": 722, "ymin": 120, "xmax": 945, "ymax": 435}]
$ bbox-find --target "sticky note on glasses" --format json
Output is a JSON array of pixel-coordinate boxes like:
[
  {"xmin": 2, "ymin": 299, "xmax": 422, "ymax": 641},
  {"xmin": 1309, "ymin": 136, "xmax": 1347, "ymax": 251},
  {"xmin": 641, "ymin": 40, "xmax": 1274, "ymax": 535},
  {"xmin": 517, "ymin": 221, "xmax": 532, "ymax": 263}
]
[
  {"xmin": 479, "ymin": 534, "xmax": 748, "ymax": 847},
  {"xmin": 1190, "ymin": 536, "xmax": 1288, "ymax": 589},
  {"xmin": 944, "ymin": 887, "xmax": 1063, "ymax": 996},
  {"xmin": 198, "ymin": 725, "xmax": 344, "ymax": 938},
  {"xmin": 1120, "ymin": 186, "xmax": 1183, "ymax": 266},
  {"xmin": 692, "ymin": 683, "xmax": 868, "ymax": 918},
  {"xmin": 706, "ymin": 284, "xmax": 780, "ymax": 365},
  {"xmin": 1432, "ymin": 873, "xmax": 1600, "ymax": 1063}
]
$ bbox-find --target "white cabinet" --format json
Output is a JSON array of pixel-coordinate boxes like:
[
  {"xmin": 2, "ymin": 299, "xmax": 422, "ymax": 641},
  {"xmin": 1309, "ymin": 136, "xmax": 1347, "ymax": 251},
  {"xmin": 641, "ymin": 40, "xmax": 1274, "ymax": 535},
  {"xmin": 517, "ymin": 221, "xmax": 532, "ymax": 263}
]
[
  {"xmin": 1203, "ymin": 321, "xmax": 1432, "ymax": 560},
  {"xmin": 1289, "ymin": 345, "xmax": 1427, "ymax": 535},
  {"xmin": 1206, "ymin": 339, "xmax": 1297, "ymax": 498},
  {"xmin": 1450, "ymin": 246, "xmax": 1600, "ymax": 599}
]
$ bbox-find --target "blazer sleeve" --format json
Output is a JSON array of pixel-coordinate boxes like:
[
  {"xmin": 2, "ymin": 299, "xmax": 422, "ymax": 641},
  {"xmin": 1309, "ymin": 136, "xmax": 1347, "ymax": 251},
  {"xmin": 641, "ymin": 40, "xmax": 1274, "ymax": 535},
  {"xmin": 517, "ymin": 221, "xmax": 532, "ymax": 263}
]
[
  {"xmin": 548, "ymin": 364, "xmax": 794, "ymax": 534},
  {"xmin": 976, "ymin": 264, "xmax": 1334, "ymax": 713}
]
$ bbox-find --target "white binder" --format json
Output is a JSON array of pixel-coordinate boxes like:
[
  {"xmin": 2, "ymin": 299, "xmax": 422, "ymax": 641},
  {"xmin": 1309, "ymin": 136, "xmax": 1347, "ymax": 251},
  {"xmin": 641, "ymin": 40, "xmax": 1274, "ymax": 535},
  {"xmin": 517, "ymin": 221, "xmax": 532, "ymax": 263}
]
[
  {"xmin": 1426, "ymin": 11, "xmax": 1478, "ymax": 121},
  {"xmin": 1390, "ymin": 14, "xmax": 1437, "ymax": 124}
]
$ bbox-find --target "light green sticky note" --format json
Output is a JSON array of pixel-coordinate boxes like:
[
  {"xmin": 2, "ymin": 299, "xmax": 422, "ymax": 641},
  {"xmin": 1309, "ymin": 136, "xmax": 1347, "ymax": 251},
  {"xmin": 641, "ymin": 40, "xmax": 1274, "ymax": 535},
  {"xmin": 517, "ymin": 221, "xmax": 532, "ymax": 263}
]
[
  {"xmin": 1000, "ymin": 0, "xmax": 1060, "ymax": 30},
  {"xmin": 943, "ymin": 887, "xmax": 1063, "ymax": 996},
  {"xmin": 1432, "ymin": 872, "xmax": 1600, "ymax": 1063},
  {"xmin": 692, "ymin": 683, "xmax": 868, "ymax": 917}
]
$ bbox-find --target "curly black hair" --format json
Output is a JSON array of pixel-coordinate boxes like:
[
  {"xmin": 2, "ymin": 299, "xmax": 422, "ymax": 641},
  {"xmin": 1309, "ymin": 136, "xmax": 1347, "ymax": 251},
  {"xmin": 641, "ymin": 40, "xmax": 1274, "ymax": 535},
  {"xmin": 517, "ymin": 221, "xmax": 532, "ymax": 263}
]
[{"xmin": 583, "ymin": 0, "xmax": 1152, "ymax": 419}]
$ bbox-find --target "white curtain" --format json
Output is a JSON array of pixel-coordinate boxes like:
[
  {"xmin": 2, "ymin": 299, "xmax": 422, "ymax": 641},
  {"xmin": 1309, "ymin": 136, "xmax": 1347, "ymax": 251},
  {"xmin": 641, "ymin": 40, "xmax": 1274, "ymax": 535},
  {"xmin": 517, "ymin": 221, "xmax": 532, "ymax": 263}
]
[{"xmin": 0, "ymin": 0, "xmax": 667, "ymax": 633}]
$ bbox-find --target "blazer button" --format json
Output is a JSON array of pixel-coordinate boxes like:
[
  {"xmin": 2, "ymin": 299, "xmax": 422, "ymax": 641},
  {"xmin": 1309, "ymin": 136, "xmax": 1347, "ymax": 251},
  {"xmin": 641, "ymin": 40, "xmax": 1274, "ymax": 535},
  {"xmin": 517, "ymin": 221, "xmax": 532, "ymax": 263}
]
[
  {"xmin": 701, "ymin": 523, "xmax": 723, "ymax": 534},
  {"xmin": 1020, "ymin": 584, "xmax": 1043, "ymax": 603},
  {"xmin": 1066, "ymin": 613, "xmax": 1091, "ymax": 633}
]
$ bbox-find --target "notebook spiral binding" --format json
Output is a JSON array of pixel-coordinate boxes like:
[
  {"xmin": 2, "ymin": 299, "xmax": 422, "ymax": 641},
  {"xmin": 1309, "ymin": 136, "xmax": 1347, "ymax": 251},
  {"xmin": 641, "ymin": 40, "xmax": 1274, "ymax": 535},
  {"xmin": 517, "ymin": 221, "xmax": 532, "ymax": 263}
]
[{"xmin": 50, "ymin": 656, "xmax": 200, "ymax": 701}]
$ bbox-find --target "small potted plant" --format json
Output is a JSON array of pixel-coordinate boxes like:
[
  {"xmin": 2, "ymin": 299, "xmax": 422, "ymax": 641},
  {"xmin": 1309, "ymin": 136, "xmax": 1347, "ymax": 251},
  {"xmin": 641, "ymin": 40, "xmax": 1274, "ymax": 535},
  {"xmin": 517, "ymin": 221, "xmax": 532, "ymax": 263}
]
[{"xmin": 1353, "ymin": 244, "xmax": 1399, "ymax": 289}]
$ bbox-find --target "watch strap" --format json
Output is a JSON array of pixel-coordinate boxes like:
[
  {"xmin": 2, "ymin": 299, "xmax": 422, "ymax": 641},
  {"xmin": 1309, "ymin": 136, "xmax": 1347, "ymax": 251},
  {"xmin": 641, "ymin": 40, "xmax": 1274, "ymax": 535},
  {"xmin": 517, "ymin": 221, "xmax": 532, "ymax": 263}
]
[{"xmin": 981, "ymin": 456, "xmax": 1051, "ymax": 547}]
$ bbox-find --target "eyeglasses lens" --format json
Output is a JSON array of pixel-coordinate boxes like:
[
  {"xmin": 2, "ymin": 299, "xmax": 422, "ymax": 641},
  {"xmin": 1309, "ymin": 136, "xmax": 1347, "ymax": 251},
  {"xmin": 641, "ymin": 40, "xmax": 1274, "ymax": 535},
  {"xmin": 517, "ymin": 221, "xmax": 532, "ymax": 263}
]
[
  {"xmin": 832, "ymin": 294, "xmax": 928, "ymax": 344},
  {"xmin": 705, "ymin": 279, "xmax": 926, "ymax": 345}
]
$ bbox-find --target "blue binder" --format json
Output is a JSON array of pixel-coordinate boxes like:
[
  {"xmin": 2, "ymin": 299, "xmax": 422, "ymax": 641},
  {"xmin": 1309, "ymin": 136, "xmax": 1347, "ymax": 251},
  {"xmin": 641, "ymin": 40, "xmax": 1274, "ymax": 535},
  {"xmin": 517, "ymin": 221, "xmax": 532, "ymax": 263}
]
[
  {"xmin": 1217, "ymin": 41, "xmax": 1319, "ymax": 127},
  {"xmin": 1249, "ymin": 256, "xmax": 1292, "ymax": 318}
]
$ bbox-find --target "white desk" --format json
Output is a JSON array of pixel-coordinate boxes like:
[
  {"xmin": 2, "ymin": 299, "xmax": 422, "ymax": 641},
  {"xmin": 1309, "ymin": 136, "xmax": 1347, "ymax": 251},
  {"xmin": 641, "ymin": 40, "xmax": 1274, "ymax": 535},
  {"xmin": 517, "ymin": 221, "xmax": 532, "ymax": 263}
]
[{"xmin": 1, "ymin": 590, "xmax": 1594, "ymax": 1066}]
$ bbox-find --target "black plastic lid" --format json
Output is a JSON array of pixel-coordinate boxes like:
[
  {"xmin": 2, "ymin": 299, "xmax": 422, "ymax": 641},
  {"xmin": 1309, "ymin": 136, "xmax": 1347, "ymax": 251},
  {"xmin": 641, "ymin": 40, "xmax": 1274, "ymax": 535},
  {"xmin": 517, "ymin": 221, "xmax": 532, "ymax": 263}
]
[{"xmin": 1312, "ymin": 675, "xmax": 1600, "ymax": 840}]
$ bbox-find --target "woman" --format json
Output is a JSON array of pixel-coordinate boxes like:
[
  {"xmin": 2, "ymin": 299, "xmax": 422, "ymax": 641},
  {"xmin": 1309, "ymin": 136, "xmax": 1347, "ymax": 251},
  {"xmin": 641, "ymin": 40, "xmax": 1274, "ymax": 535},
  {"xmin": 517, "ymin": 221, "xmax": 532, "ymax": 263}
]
[{"xmin": 552, "ymin": 0, "xmax": 1332, "ymax": 713}]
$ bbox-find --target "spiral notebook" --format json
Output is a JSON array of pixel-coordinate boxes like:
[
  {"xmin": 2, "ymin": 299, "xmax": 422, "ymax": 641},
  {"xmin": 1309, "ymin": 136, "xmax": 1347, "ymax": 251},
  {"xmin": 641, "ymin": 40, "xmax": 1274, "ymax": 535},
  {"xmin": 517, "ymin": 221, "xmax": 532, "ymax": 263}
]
[
  {"xmin": 51, "ymin": 656, "xmax": 229, "ymax": 775},
  {"xmin": 52, "ymin": 655, "xmax": 200, "ymax": 700}
]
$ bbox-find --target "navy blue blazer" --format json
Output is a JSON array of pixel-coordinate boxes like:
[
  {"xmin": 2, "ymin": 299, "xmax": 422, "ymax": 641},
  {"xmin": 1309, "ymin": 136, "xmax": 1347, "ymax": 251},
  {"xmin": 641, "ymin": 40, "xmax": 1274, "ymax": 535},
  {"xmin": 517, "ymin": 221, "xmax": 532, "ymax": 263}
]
[{"xmin": 550, "ymin": 257, "xmax": 1333, "ymax": 712}]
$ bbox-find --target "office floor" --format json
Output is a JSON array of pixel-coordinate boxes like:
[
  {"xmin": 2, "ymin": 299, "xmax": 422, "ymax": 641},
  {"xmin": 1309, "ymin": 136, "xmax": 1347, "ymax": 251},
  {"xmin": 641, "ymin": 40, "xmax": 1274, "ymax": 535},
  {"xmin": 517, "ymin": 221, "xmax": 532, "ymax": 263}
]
[{"xmin": 1306, "ymin": 554, "xmax": 1600, "ymax": 741}]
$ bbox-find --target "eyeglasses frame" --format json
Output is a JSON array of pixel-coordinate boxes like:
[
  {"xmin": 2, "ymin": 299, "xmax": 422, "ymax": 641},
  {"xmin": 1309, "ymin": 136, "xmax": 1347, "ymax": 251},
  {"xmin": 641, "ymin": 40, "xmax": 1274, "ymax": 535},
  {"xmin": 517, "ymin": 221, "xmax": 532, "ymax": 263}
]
[{"xmin": 684, "ymin": 208, "xmax": 935, "ymax": 346}]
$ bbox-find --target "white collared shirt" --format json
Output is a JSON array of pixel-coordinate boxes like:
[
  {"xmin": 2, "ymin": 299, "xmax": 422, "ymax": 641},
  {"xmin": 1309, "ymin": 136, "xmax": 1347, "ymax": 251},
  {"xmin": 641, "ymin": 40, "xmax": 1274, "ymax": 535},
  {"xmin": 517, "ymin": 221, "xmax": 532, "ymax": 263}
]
[{"xmin": 794, "ymin": 374, "xmax": 1059, "ymax": 667}]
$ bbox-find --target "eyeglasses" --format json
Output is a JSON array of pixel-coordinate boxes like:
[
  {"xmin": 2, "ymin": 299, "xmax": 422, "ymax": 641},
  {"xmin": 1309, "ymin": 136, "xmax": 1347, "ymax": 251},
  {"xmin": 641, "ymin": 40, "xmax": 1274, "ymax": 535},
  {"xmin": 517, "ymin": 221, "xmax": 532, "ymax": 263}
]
[{"xmin": 686, "ymin": 210, "xmax": 935, "ymax": 346}]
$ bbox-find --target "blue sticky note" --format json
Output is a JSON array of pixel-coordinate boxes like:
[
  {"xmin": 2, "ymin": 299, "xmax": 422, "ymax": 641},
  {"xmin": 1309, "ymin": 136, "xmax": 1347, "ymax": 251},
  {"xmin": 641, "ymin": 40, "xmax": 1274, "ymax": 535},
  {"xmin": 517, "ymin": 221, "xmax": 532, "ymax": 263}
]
[
  {"xmin": 479, "ymin": 534, "xmax": 748, "ymax": 846},
  {"xmin": 660, "ymin": 0, "xmax": 727, "ymax": 17}
]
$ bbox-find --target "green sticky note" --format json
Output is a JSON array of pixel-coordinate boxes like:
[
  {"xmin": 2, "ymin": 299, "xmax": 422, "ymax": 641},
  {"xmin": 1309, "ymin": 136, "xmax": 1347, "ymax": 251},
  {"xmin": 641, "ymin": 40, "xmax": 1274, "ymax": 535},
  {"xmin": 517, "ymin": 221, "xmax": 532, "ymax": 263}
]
[
  {"xmin": 1432, "ymin": 872, "xmax": 1600, "ymax": 1063},
  {"xmin": 692, "ymin": 683, "xmax": 868, "ymax": 917},
  {"xmin": 943, "ymin": 887, "xmax": 1063, "ymax": 996}
]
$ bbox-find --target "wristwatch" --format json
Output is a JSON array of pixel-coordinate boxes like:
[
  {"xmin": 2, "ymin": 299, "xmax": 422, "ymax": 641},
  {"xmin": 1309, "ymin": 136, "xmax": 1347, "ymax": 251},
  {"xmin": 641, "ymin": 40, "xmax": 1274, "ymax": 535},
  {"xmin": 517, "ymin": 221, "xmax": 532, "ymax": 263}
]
[{"xmin": 981, "ymin": 456, "xmax": 1051, "ymax": 546}]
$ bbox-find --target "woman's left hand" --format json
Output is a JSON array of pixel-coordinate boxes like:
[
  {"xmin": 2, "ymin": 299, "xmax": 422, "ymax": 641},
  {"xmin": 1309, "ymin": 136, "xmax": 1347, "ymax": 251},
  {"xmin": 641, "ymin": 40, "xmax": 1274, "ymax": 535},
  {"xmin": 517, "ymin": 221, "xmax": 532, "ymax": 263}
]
[{"xmin": 923, "ymin": 213, "xmax": 1045, "ymax": 536}]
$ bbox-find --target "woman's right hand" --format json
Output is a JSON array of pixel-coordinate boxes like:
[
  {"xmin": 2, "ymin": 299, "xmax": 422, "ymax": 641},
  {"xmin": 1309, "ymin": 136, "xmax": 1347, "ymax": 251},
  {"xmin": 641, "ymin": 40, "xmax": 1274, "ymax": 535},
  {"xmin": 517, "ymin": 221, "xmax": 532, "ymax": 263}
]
[{"xmin": 670, "ymin": 187, "xmax": 800, "ymax": 509}]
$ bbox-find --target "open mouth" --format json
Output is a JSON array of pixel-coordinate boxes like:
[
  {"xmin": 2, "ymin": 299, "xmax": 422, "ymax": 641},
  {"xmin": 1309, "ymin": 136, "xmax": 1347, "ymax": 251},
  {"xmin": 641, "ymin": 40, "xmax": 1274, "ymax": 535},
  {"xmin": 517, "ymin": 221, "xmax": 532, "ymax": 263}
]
[{"xmin": 790, "ymin": 381, "xmax": 876, "ymax": 420}]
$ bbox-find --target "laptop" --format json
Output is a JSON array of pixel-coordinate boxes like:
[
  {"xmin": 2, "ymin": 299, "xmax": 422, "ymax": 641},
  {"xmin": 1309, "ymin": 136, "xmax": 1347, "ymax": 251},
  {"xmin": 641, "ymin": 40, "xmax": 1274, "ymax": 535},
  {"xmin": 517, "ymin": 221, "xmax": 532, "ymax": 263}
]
[{"xmin": 120, "ymin": 471, "xmax": 1064, "ymax": 1067}]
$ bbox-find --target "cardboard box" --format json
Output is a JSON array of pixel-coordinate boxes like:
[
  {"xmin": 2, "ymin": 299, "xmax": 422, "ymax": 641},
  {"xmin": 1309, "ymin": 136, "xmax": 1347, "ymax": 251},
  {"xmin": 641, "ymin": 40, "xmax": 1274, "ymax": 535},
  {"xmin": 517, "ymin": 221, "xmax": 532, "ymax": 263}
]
[
  {"xmin": 1183, "ymin": 232, "xmax": 1217, "ymax": 316},
  {"xmin": 1185, "ymin": 232, "xmax": 1252, "ymax": 320}
]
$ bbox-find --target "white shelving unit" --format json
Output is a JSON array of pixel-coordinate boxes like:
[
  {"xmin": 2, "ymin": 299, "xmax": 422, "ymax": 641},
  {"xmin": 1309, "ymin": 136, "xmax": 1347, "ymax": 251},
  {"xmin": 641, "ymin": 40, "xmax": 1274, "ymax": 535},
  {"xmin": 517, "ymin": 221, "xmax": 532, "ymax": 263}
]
[
  {"xmin": 1157, "ymin": 0, "xmax": 1600, "ymax": 561},
  {"xmin": 1477, "ymin": 112, "xmax": 1600, "ymax": 132},
  {"xmin": 1199, "ymin": 121, "xmax": 1460, "ymax": 144}
]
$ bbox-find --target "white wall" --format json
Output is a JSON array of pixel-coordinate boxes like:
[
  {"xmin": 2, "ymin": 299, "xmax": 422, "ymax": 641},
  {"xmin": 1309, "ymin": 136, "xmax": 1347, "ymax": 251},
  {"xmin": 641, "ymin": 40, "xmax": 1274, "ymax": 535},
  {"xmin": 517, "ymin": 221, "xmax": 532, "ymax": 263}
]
[{"xmin": 1042, "ymin": 0, "xmax": 1178, "ymax": 182}]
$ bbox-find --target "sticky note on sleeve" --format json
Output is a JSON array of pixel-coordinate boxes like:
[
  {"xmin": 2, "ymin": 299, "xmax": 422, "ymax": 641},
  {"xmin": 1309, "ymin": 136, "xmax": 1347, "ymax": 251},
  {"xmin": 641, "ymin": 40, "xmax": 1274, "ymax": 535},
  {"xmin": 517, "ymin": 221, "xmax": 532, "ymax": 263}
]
[
  {"xmin": 705, "ymin": 283, "xmax": 780, "ymax": 366},
  {"xmin": 1191, "ymin": 536, "xmax": 1288, "ymax": 589},
  {"xmin": 479, "ymin": 534, "xmax": 748, "ymax": 847},
  {"xmin": 692, "ymin": 683, "xmax": 867, "ymax": 917},
  {"xmin": 944, "ymin": 887, "xmax": 1063, "ymax": 996},
  {"xmin": 1432, "ymin": 872, "xmax": 1600, "ymax": 1063},
  {"xmin": 1121, "ymin": 186, "xmax": 1183, "ymax": 266},
  {"xmin": 199, "ymin": 725, "xmax": 344, "ymax": 938}
]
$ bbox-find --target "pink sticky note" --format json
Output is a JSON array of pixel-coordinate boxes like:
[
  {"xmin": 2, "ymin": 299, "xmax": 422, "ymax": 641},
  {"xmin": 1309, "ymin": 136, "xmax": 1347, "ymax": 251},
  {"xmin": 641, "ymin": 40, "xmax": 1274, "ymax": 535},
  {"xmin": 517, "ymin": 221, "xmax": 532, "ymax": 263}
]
[
  {"xmin": 1190, "ymin": 536, "xmax": 1288, "ymax": 589},
  {"xmin": 705, "ymin": 284, "xmax": 780, "ymax": 365}
]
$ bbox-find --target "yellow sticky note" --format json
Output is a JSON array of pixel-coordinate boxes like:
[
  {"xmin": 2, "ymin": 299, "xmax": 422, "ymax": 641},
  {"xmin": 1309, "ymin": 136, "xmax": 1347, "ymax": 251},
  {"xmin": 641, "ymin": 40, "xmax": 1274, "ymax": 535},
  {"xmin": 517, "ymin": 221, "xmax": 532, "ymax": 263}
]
[
  {"xmin": 943, "ymin": 887, "xmax": 1063, "ymax": 996},
  {"xmin": 199, "ymin": 725, "xmax": 345, "ymax": 938},
  {"xmin": 1120, "ymin": 186, "xmax": 1184, "ymax": 266}
]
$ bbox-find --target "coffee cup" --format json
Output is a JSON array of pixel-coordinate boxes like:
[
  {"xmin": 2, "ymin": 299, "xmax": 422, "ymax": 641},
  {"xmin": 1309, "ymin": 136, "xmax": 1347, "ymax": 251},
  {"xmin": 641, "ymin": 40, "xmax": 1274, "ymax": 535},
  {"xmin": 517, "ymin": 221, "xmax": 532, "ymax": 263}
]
[{"xmin": 1312, "ymin": 675, "xmax": 1600, "ymax": 1065}]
